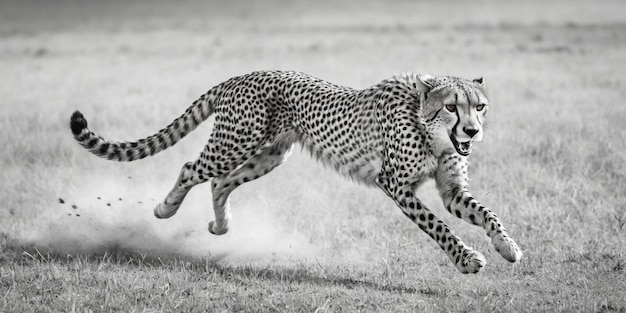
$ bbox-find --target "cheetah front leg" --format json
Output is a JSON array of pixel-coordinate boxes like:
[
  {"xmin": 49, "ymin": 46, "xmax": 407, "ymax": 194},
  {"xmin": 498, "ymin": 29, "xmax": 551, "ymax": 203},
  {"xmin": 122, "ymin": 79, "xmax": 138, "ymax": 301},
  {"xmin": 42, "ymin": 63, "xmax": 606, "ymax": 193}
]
[
  {"xmin": 378, "ymin": 179, "xmax": 486, "ymax": 274},
  {"xmin": 435, "ymin": 154, "xmax": 522, "ymax": 263}
]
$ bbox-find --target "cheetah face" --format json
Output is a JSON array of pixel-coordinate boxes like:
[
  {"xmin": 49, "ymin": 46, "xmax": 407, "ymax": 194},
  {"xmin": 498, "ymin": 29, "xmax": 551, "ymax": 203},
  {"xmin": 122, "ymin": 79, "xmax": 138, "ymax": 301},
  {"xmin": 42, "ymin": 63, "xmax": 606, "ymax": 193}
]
[
  {"xmin": 443, "ymin": 98, "xmax": 488, "ymax": 156},
  {"xmin": 418, "ymin": 75, "xmax": 488, "ymax": 157}
]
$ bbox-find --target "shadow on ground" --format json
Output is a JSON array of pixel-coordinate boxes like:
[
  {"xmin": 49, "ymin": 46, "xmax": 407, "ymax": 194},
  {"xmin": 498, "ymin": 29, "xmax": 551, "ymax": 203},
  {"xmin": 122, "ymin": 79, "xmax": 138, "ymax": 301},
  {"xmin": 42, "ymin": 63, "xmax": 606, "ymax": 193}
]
[{"xmin": 0, "ymin": 232, "xmax": 429, "ymax": 295}]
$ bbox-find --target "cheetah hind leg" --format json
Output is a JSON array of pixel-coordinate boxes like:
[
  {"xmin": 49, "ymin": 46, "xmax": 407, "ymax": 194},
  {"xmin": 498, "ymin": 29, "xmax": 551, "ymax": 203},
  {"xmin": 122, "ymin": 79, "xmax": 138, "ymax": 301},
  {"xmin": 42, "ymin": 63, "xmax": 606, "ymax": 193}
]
[
  {"xmin": 208, "ymin": 144, "xmax": 293, "ymax": 235},
  {"xmin": 154, "ymin": 162, "xmax": 207, "ymax": 218}
]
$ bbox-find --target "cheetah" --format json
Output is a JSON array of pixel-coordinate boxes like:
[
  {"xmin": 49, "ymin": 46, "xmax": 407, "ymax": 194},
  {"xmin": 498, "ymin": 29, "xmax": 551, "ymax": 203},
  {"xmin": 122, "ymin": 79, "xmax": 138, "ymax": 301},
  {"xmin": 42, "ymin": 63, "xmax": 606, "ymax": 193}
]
[{"xmin": 70, "ymin": 70, "xmax": 522, "ymax": 273}]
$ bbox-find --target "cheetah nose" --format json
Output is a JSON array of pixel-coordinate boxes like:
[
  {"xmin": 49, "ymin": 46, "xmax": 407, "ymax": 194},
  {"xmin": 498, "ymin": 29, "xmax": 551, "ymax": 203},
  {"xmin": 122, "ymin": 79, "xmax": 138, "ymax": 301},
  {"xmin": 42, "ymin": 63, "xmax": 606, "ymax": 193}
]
[{"xmin": 463, "ymin": 127, "xmax": 479, "ymax": 138}]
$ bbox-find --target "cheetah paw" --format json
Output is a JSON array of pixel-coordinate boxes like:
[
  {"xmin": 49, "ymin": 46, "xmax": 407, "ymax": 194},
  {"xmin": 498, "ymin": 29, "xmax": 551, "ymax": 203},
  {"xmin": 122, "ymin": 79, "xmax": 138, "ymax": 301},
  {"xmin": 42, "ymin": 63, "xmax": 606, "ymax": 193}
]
[
  {"xmin": 455, "ymin": 249, "xmax": 486, "ymax": 274},
  {"xmin": 154, "ymin": 203, "xmax": 178, "ymax": 219},
  {"xmin": 208, "ymin": 221, "xmax": 228, "ymax": 235},
  {"xmin": 492, "ymin": 233, "xmax": 523, "ymax": 262}
]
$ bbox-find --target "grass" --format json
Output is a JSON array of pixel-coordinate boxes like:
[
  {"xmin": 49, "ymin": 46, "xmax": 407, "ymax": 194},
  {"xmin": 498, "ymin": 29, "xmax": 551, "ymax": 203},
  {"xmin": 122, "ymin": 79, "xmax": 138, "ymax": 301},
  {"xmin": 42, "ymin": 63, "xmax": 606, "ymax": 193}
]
[
  {"xmin": 1, "ymin": 0, "xmax": 626, "ymax": 312},
  {"xmin": 2, "ymin": 239, "xmax": 624, "ymax": 312}
]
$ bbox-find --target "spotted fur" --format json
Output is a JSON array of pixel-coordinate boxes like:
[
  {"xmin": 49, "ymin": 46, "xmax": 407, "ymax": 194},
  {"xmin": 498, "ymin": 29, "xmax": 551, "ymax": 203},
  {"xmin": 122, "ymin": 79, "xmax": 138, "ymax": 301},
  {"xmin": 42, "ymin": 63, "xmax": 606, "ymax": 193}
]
[{"xmin": 70, "ymin": 70, "xmax": 522, "ymax": 273}]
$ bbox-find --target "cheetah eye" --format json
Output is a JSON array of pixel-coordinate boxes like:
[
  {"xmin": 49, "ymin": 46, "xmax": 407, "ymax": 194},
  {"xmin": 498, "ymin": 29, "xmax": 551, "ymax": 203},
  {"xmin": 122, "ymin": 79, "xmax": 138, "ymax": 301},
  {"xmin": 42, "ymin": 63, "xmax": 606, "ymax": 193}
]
[
  {"xmin": 445, "ymin": 104, "xmax": 457, "ymax": 112},
  {"xmin": 476, "ymin": 104, "xmax": 486, "ymax": 111}
]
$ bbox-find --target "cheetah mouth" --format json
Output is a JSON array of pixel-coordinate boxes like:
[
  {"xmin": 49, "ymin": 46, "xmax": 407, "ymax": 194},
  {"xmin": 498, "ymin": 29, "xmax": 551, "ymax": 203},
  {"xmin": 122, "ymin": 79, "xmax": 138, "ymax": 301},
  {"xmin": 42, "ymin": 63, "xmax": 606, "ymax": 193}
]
[{"xmin": 450, "ymin": 135, "xmax": 472, "ymax": 156}]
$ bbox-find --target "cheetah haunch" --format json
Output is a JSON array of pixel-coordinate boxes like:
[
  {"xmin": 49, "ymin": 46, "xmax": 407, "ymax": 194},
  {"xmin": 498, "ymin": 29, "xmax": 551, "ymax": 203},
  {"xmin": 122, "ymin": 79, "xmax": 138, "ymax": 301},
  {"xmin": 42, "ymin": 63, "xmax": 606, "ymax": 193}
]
[{"xmin": 70, "ymin": 70, "xmax": 522, "ymax": 273}]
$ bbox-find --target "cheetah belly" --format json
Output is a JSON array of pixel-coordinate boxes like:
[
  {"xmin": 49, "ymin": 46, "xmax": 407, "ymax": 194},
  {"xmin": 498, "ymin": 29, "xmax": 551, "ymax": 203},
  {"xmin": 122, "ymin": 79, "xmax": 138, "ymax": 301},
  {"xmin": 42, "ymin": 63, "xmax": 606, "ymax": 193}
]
[
  {"xmin": 294, "ymin": 126, "xmax": 383, "ymax": 186},
  {"xmin": 343, "ymin": 150, "xmax": 383, "ymax": 185}
]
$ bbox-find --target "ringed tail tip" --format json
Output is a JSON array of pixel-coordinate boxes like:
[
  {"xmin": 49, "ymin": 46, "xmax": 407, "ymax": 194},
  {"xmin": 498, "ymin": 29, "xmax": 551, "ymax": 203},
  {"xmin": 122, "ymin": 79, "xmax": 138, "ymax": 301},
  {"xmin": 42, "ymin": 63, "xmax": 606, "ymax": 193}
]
[{"xmin": 70, "ymin": 110, "xmax": 88, "ymax": 136}]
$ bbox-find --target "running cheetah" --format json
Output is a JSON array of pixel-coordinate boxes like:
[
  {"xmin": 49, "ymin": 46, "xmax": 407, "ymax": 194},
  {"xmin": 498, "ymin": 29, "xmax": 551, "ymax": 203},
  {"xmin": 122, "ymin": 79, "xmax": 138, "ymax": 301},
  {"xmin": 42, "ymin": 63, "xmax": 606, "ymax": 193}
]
[{"xmin": 70, "ymin": 70, "xmax": 522, "ymax": 273}]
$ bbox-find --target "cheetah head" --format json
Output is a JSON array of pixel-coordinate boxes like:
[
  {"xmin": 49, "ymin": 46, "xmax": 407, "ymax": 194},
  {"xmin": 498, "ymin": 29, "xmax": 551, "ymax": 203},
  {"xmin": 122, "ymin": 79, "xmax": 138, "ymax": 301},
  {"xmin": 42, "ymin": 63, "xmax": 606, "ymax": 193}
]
[{"xmin": 416, "ymin": 74, "xmax": 488, "ymax": 157}]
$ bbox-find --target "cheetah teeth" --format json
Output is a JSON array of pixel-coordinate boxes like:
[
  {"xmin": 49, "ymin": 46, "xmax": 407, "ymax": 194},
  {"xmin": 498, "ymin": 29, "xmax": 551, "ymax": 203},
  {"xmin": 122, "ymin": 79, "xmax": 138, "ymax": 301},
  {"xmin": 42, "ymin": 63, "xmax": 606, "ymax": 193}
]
[
  {"xmin": 458, "ymin": 141, "xmax": 472, "ymax": 155},
  {"xmin": 451, "ymin": 135, "xmax": 472, "ymax": 156}
]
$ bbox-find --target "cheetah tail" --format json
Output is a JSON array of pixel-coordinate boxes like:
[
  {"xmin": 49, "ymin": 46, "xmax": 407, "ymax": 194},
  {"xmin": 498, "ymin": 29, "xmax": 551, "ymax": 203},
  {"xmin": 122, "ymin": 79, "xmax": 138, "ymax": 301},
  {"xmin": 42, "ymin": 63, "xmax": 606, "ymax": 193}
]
[{"xmin": 69, "ymin": 94, "xmax": 214, "ymax": 161}]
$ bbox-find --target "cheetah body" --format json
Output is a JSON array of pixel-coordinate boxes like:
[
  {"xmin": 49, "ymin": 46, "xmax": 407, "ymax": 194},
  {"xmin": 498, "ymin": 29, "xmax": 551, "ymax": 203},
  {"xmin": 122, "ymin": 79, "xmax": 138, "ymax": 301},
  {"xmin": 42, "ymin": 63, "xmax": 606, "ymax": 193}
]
[{"xmin": 70, "ymin": 70, "xmax": 522, "ymax": 273}]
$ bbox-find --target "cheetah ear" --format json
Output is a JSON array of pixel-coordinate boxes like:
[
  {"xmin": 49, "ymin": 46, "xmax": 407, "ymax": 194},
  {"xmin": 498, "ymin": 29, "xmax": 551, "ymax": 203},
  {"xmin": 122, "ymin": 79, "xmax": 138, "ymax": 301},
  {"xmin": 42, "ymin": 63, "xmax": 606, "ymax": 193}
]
[
  {"xmin": 473, "ymin": 77, "xmax": 485, "ymax": 86},
  {"xmin": 416, "ymin": 73, "xmax": 434, "ymax": 92},
  {"xmin": 417, "ymin": 74, "xmax": 436, "ymax": 118}
]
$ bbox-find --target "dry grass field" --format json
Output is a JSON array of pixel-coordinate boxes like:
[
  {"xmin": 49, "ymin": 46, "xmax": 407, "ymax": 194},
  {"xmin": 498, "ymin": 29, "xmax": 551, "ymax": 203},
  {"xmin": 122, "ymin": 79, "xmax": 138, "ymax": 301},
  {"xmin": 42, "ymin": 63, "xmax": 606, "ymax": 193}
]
[{"xmin": 1, "ymin": 0, "xmax": 625, "ymax": 312}]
